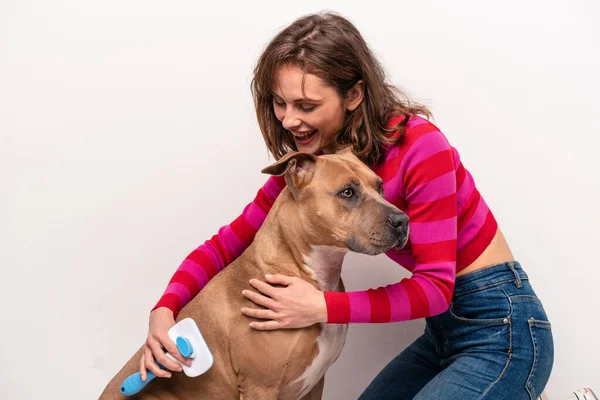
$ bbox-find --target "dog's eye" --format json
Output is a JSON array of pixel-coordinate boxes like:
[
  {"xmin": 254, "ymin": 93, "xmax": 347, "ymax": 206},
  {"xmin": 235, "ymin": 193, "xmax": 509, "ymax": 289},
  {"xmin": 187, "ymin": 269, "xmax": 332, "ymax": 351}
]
[{"xmin": 340, "ymin": 188, "xmax": 354, "ymax": 198}]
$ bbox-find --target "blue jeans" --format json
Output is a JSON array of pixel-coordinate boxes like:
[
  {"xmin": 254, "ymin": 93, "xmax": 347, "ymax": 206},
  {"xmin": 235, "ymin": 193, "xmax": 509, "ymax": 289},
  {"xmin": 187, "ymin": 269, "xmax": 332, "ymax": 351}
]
[{"xmin": 359, "ymin": 261, "xmax": 554, "ymax": 400}]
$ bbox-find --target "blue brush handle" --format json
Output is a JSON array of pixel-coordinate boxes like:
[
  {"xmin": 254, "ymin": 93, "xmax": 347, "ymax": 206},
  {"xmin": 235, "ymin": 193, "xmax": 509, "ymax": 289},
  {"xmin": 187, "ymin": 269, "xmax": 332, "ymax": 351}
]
[
  {"xmin": 120, "ymin": 337, "xmax": 192, "ymax": 396},
  {"xmin": 120, "ymin": 361, "xmax": 168, "ymax": 396},
  {"xmin": 120, "ymin": 369, "xmax": 158, "ymax": 396}
]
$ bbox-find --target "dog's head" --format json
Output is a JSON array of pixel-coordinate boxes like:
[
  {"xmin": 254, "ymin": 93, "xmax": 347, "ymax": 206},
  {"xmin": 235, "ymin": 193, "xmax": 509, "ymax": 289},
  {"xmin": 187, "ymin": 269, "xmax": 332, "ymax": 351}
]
[{"xmin": 262, "ymin": 148, "xmax": 409, "ymax": 255}]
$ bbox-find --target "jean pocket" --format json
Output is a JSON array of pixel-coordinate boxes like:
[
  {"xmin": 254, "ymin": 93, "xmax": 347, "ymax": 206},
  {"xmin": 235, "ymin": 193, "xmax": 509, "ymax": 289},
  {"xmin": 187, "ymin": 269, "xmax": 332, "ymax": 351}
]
[
  {"xmin": 449, "ymin": 286, "xmax": 511, "ymax": 326},
  {"xmin": 525, "ymin": 318, "xmax": 554, "ymax": 400}
]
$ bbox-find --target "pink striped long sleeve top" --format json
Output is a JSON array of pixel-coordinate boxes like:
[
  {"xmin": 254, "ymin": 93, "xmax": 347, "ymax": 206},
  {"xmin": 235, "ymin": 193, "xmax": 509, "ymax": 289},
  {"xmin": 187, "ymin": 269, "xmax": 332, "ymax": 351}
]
[{"xmin": 152, "ymin": 115, "xmax": 498, "ymax": 323}]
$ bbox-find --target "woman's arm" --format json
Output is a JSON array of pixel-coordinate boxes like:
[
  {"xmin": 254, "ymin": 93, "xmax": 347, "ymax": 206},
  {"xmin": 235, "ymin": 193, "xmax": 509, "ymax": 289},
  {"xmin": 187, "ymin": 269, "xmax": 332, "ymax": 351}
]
[
  {"xmin": 152, "ymin": 174, "xmax": 287, "ymax": 317},
  {"xmin": 325, "ymin": 129, "xmax": 457, "ymax": 323},
  {"xmin": 242, "ymin": 128, "xmax": 459, "ymax": 329}
]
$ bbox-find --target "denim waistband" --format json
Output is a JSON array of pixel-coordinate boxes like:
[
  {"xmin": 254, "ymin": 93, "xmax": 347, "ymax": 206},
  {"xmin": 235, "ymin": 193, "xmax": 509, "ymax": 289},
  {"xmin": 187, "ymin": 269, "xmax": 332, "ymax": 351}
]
[{"xmin": 453, "ymin": 261, "xmax": 528, "ymax": 296}]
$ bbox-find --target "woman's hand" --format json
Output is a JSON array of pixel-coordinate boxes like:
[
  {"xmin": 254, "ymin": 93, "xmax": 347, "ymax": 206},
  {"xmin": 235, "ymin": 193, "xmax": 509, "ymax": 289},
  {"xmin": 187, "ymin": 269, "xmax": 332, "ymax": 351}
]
[
  {"xmin": 241, "ymin": 273, "xmax": 327, "ymax": 330},
  {"xmin": 139, "ymin": 307, "xmax": 192, "ymax": 381}
]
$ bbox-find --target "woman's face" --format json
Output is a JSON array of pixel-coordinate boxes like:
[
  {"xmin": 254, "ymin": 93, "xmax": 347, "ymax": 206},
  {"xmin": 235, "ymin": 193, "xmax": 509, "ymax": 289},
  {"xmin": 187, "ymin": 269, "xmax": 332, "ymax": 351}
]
[{"xmin": 271, "ymin": 64, "xmax": 363, "ymax": 154}]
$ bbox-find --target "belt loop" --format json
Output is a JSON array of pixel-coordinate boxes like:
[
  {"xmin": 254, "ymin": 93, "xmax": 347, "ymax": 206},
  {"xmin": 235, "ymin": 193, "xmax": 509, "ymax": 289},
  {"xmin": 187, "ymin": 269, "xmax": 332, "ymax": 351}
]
[{"xmin": 508, "ymin": 261, "xmax": 522, "ymax": 288}]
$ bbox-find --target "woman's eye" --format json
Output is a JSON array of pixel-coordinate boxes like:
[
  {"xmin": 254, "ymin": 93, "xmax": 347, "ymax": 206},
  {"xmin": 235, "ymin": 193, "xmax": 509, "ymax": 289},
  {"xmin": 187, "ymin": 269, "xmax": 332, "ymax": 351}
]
[
  {"xmin": 300, "ymin": 104, "xmax": 316, "ymax": 112},
  {"xmin": 341, "ymin": 188, "xmax": 354, "ymax": 198}
]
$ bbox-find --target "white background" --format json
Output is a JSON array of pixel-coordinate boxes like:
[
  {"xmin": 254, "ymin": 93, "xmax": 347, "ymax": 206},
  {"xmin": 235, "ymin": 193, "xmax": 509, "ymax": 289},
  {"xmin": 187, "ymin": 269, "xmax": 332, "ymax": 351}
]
[{"xmin": 1, "ymin": 1, "xmax": 599, "ymax": 399}]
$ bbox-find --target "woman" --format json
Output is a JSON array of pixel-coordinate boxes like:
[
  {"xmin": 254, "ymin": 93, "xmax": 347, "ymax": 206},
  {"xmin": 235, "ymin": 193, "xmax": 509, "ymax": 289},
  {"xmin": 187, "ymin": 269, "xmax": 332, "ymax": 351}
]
[{"xmin": 140, "ymin": 11, "xmax": 553, "ymax": 399}]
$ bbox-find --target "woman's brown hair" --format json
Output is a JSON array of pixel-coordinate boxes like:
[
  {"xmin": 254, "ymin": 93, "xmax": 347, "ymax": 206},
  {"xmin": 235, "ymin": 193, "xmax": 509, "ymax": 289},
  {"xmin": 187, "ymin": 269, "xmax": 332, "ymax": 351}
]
[{"xmin": 251, "ymin": 11, "xmax": 432, "ymax": 167}]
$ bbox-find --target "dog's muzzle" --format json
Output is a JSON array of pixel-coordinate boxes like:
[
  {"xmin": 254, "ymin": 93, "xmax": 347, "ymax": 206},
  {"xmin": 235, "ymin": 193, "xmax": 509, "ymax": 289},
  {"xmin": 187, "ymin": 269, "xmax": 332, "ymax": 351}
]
[{"xmin": 388, "ymin": 212, "xmax": 410, "ymax": 249}]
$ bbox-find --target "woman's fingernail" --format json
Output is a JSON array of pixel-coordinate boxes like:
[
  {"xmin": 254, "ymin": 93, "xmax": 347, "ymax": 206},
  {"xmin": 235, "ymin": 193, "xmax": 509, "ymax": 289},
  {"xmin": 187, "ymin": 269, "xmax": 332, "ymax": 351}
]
[{"xmin": 265, "ymin": 273, "xmax": 272, "ymax": 278}]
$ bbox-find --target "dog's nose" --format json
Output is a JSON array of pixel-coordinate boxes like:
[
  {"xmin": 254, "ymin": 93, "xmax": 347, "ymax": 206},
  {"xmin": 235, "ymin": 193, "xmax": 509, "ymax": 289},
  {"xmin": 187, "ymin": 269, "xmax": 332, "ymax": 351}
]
[{"xmin": 388, "ymin": 213, "xmax": 409, "ymax": 230}]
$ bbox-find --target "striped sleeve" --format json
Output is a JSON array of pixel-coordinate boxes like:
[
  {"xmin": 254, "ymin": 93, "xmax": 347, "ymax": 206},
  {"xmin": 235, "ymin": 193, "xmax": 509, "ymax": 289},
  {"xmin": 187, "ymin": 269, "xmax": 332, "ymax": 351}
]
[
  {"xmin": 152, "ymin": 175, "xmax": 287, "ymax": 317},
  {"xmin": 324, "ymin": 129, "xmax": 457, "ymax": 323}
]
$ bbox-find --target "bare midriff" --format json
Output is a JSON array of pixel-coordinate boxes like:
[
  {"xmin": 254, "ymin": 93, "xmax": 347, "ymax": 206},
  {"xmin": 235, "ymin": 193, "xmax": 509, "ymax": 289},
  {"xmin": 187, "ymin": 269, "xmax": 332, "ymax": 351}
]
[{"xmin": 456, "ymin": 228, "xmax": 515, "ymax": 277}]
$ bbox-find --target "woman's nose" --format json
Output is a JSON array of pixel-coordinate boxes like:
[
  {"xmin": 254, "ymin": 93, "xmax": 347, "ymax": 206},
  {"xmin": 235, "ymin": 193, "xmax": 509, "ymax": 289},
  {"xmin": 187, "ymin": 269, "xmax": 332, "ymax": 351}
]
[{"xmin": 281, "ymin": 108, "xmax": 301, "ymax": 130}]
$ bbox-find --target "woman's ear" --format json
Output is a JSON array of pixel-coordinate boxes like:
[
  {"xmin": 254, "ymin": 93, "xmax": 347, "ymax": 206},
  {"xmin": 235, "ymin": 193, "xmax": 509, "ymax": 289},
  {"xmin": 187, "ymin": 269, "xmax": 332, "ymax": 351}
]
[{"xmin": 346, "ymin": 80, "xmax": 364, "ymax": 112}]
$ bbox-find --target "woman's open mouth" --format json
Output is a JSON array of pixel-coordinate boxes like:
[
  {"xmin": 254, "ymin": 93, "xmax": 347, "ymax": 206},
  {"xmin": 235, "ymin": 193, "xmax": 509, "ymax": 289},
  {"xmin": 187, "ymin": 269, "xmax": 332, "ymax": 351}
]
[{"xmin": 292, "ymin": 130, "xmax": 317, "ymax": 145}]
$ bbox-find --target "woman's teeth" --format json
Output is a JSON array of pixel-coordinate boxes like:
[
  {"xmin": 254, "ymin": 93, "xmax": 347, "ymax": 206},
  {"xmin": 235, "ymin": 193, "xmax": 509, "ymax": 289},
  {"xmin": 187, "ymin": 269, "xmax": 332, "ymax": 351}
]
[{"xmin": 294, "ymin": 130, "xmax": 316, "ymax": 141}]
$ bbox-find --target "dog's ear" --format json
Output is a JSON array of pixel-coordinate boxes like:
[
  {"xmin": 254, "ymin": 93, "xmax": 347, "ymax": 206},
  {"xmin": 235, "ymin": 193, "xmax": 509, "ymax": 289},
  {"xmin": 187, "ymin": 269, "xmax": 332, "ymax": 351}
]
[
  {"xmin": 261, "ymin": 152, "xmax": 317, "ymax": 199},
  {"xmin": 335, "ymin": 145, "xmax": 355, "ymax": 156}
]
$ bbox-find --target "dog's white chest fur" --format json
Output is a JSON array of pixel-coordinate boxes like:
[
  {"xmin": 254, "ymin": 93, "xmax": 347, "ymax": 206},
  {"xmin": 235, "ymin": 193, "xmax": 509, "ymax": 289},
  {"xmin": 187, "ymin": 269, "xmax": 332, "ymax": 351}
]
[
  {"xmin": 293, "ymin": 322, "xmax": 348, "ymax": 398},
  {"xmin": 291, "ymin": 245, "xmax": 349, "ymax": 398}
]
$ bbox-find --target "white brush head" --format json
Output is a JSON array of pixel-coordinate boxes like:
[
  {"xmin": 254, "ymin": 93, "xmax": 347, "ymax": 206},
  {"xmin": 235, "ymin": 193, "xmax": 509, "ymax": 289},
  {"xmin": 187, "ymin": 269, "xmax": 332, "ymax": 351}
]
[{"xmin": 165, "ymin": 318, "xmax": 214, "ymax": 377}]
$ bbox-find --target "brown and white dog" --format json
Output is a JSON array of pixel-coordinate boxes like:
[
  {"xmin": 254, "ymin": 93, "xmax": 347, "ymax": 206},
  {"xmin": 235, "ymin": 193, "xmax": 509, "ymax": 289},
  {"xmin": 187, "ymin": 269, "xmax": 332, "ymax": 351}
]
[{"xmin": 100, "ymin": 149, "xmax": 409, "ymax": 400}]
